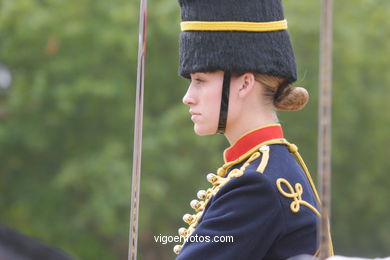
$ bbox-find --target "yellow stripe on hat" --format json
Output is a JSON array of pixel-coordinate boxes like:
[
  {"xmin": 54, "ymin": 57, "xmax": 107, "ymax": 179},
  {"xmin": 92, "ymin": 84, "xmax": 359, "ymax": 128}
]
[{"xmin": 181, "ymin": 19, "xmax": 287, "ymax": 32}]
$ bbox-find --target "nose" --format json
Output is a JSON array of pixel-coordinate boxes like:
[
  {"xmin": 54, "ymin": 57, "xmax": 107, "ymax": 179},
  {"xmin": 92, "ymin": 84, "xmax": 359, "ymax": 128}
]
[{"xmin": 182, "ymin": 85, "xmax": 196, "ymax": 105}]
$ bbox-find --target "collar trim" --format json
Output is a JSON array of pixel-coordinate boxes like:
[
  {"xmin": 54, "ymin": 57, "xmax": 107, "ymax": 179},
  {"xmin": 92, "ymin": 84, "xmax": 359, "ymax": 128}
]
[{"xmin": 223, "ymin": 124, "xmax": 284, "ymax": 163}]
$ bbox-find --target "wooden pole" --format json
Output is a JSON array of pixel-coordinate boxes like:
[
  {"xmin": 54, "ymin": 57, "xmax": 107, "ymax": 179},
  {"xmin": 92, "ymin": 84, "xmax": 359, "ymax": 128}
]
[
  {"xmin": 128, "ymin": 0, "xmax": 147, "ymax": 259},
  {"xmin": 318, "ymin": 0, "xmax": 333, "ymax": 259}
]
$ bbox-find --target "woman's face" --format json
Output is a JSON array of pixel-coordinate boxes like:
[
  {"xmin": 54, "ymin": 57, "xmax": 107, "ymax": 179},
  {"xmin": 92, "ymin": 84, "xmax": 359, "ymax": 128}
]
[{"xmin": 182, "ymin": 71, "xmax": 224, "ymax": 135}]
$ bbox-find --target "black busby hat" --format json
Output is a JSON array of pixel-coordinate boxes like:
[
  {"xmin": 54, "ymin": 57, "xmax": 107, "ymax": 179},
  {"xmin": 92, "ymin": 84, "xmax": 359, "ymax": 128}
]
[{"xmin": 178, "ymin": 0, "xmax": 297, "ymax": 83}]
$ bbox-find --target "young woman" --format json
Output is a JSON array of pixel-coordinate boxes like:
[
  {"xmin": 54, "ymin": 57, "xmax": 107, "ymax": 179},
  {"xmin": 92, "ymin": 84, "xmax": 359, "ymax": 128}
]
[{"xmin": 173, "ymin": 0, "xmax": 333, "ymax": 259}]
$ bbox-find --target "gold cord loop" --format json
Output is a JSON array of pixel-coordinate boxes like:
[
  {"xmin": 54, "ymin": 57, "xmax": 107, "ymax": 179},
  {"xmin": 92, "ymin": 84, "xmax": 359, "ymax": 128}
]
[{"xmin": 276, "ymin": 178, "xmax": 320, "ymax": 216}]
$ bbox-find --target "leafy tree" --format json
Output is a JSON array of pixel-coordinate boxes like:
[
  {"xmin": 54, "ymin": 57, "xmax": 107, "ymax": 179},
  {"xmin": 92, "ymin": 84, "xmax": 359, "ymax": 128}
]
[{"xmin": 0, "ymin": 0, "xmax": 389, "ymax": 259}]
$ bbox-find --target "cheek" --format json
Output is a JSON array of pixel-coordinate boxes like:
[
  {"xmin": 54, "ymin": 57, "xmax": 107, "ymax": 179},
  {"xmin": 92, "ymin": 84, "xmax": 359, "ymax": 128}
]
[
  {"xmin": 194, "ymin": 87, "xmax": 221, "ymax": 135},
  {"xmin": 207, "ymin": 88, "xmax": 222, "ymax": 120}
]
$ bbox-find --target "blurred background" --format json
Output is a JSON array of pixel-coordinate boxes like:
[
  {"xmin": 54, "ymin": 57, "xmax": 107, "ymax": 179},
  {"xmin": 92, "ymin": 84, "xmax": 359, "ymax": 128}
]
[{"xmin": 0, "ymin": 0, "xmax": 389, "ymax": 259}]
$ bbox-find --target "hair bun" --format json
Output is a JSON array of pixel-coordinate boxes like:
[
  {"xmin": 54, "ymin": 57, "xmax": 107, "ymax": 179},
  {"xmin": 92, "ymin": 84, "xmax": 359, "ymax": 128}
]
[{"xmin": 274, "ymin": 85, "xmax": 309, "ymax": 111}]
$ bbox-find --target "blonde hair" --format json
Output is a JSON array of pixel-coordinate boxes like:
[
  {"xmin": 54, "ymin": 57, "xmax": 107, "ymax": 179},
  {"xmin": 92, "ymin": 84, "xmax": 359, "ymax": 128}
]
[{"xmin": 254, "ymin": 74, "xmax": 309, "ymax": 111}]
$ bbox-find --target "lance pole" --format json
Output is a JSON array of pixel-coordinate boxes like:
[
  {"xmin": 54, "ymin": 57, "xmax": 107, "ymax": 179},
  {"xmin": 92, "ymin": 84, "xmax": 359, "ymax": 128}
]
[
  {"xmin": 318, "ymin": 0, "xmax": 333, "ymax": 259},
  {"xmin": 128, "ymin": 0, "xmax": 147, "ymax": 259}
]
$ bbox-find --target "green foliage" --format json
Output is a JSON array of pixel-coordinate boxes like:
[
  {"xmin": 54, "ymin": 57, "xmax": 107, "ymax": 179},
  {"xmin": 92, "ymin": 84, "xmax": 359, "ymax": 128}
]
[{"xmin": 0, "ymin": 0, "xmax": 389, "ymax": 259}]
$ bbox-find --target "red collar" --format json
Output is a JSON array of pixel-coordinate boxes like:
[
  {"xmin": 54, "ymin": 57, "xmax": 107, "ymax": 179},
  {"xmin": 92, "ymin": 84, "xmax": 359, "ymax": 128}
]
[{"xmin": 224, "ymin": 124, "xmax": 284, "ymax": 163}]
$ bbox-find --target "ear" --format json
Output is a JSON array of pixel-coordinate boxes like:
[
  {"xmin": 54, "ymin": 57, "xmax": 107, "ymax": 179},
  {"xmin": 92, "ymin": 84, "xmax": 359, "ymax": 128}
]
[{"xmin": 238, "ymin": 72, "xmax": 256, "ymax": 98}]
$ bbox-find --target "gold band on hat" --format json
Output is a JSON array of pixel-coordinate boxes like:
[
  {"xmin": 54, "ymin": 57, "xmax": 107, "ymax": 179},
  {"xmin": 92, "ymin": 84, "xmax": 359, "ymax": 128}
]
[{"xmin": 181, "ymin": 19, "xmax": 287, "ymax": 32}]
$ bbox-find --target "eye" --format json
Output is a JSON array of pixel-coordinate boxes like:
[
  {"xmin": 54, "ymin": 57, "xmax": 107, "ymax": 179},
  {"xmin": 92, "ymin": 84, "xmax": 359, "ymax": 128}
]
[
  {"xmin": 190, "ymin": 74, "xmax": 206, "ymax": 85},
  {"xmin": 193, "ymin": 78, "xmax": 204, "ymax": 83}
]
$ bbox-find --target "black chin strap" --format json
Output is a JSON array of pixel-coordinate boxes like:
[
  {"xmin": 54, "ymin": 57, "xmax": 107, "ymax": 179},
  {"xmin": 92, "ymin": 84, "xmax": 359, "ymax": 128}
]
[{"xmin": 217, "ymin": 71, "xmax": 231, "ymax": 134}]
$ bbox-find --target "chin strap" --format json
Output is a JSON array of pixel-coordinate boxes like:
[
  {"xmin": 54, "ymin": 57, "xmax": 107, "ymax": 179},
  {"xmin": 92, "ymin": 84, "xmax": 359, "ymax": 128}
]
[{"xmin": 217, "ymin": 71, "xmax": 231, "ymax": 134}]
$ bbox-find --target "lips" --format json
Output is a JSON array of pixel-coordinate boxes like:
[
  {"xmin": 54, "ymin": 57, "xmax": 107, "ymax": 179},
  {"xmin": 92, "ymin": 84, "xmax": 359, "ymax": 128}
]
[
  {"xmin": 189, "ymin": 110, "xmax": 201, "ymax": 116},
  {"xmin": 189, "ymin": 110, "xmax": 201, "ymax": 121}
]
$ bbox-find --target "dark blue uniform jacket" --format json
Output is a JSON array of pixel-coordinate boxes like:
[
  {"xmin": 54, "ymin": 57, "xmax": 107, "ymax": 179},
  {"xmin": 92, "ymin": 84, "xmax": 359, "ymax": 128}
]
[{"xmin": 175, "ymin": 125, "xmax": 327, "ymax": 260}]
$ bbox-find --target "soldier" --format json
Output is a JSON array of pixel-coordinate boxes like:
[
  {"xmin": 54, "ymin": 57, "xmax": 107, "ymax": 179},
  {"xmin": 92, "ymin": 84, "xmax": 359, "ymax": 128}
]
[{"xmin": 174, "ymin": 0, "xmax": 333, "ymax": 259}]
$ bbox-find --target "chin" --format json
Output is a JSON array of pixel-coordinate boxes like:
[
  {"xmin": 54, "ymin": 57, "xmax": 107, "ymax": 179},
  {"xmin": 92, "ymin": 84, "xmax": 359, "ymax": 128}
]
[{"xmin": 194, "ymin": 124, "xmax": 215, "ymax": 136}]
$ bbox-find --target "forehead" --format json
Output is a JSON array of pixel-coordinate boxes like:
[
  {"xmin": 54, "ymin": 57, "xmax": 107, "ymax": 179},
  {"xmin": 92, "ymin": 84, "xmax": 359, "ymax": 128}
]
[{"xmin": 190, "ymin": 71, "xmax": 224, "ymax": 78}]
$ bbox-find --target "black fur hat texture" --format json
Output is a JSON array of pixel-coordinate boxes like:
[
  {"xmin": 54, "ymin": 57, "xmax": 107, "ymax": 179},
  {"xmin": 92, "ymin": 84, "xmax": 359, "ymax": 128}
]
[{"xmin": 178, "ymin": 0, "xmax": 297, "ymax": 83}]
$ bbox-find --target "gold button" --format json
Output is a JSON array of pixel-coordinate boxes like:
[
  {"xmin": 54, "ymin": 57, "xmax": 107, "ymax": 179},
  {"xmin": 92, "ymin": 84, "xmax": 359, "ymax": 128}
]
[
  {"xmin": 217, "ymin": 167, "xmax": 226, "ymax": 176},
  {"xmin": 190, "ymin": 199, "xmax": 200, "ymax": 209},
  {"xmin": 197, "ymin": 190, "xmax": 207, "ymax": 200},
  {"xmin": 173, "ymin": 244, "xmax": 182, "ymax": 254},
  {"xmin": 288, "ymin": 143, "xmax": 298, "ymax": 153},
  {"xmin": 183, "ymin": 213, "xmax": 194, "ymax": 224},
  {"xmin": 178, "ymin": 227, "xmax": 188, "ymax": 237},
  {"xmin": 207, "ymin": 173, "xmax": 218, "ymax": 184}
]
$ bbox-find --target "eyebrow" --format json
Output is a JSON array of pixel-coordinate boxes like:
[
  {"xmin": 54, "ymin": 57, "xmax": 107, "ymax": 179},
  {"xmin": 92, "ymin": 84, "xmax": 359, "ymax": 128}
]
[{"xmin": 191, "ymin": 73, "xmax": 207, "ymax": 77}]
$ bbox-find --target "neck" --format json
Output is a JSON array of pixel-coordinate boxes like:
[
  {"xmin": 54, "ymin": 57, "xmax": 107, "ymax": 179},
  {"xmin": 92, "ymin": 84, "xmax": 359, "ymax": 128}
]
[{"xmin": 224, "ymin": 112, "xmax": 278, "ymax": 145}]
